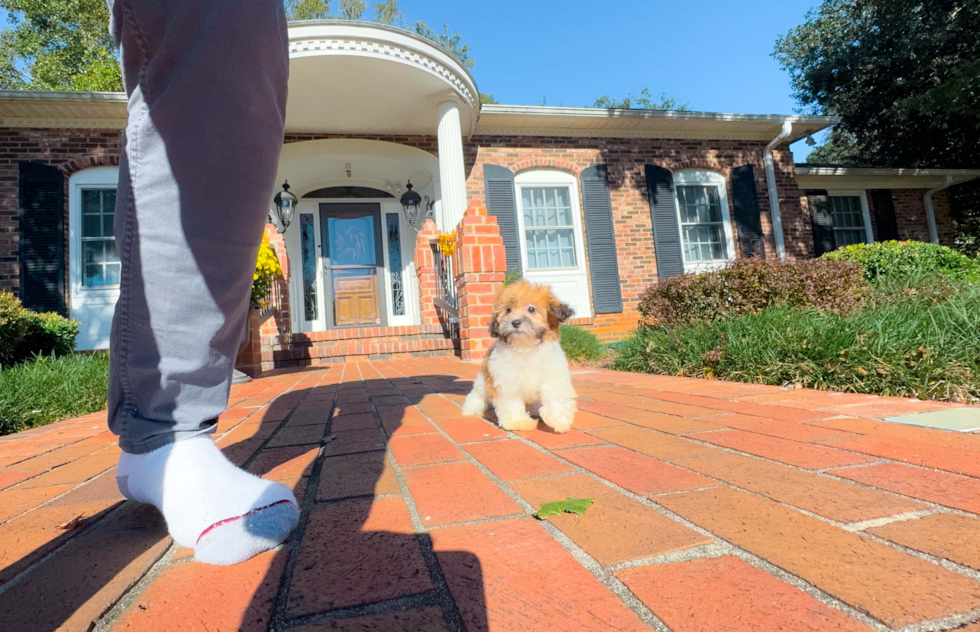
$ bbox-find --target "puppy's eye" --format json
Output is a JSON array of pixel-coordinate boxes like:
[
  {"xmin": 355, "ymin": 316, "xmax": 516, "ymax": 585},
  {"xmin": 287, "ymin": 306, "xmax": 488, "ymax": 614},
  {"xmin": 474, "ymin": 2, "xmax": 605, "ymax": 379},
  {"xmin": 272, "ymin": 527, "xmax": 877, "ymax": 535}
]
[
  {"xmin": 527, "ymin": 306, "xmax": 536, "ymax": 314},
  {"xmin": 506, "ymin": 307, "xmax": 512, "ymax": 314}
]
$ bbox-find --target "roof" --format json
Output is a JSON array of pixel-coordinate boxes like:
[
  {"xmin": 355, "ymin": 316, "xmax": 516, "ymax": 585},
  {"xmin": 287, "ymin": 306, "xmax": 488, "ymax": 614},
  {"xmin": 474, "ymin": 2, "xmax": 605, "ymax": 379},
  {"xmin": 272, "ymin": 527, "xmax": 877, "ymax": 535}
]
[
  {"xmin": 794, "ymin": 165, "xmax": 980, "ymax": 190},
  {"xmin": 0, "ymin": 89, "xmax": 837, "ymax": 142}
]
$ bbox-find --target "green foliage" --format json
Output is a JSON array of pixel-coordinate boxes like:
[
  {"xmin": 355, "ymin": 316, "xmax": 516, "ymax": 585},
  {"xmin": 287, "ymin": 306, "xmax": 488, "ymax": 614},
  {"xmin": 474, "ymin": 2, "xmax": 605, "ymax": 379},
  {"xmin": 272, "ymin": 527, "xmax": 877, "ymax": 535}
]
[
  {"xmin": 338, "ymin": 0, "xmax": 366, "ymax": 20},
  {"xmin": 824, "ymin": 241, "xmax": 980, "ymax": 283},
  {"xmin": 372, "ymin": 0, "xmax": 401, "ymax": 25},
  {"xmin": 479, "ymin": 92, "xmax": 499, "ymax": 105},
  {"xmin": 949, "ymin": 180, "xmax": 980, "ymax": 258},
  {"xmin": 413, "ymin": 21, "xmax": 473, "ymax": 68},
  {"xmin": 803, "ymin": 127, "xmax": 863, "ymax": 166},
  {"xmin": 611, "ymin": 288, "xmax": 980, "ymax": 404},
  {"xmin": 502, "ymin": 270, "xmax": 523, "ymax": 286},
  {"xmin": 0, "ymin": 353, "xmax": 109, "ymax": 436},
  {"xmin": 559, "ymin": 325, "xmax": 606, "ymax": 363},
  {"xmin": 0, "ymin": 291, "xmax": 78, "ymax": 367},
  {"xmin": 592, "ymin": 87, "xmax": 690, "ymax": 111},
  {"xmin": 775, "ymin": 0, "xmax": 980, "ymax": 169},
  {"xmin": 0, "ymin": 0, "xmax": 122, "ymax": 90},
  {"xmin": 637, "ymin": 258, "xmax": 870, "ymax": 328},
  {"xmin": 535, "ymin": 497, "xmax": 593, "ymax": 519}
]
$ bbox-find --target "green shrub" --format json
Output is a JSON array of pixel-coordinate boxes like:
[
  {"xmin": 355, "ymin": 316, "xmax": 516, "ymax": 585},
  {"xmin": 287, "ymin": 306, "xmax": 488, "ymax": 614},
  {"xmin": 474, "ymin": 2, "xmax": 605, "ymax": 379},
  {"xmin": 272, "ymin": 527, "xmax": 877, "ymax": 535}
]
[
  {"xmin": 559, "ymin": 325, "xmax": 607, "ymax": 363},
  {"xmin": 637, "ymin": 257, "xmax": 870, "ymax": 327},
  {"xmin": 612, "ymin": 287, "xmax": 980, "ymax": 403},
  {"xmin": 0, "ymin": 291, "xmax": 78, "ymax": 367},
  {"xmin": 824, "ymin": 241, "xmax": 980, "ymax": 283},
  {"xmin": 0, "ymin": 353, "xmax": 110, "ymax": 436}
]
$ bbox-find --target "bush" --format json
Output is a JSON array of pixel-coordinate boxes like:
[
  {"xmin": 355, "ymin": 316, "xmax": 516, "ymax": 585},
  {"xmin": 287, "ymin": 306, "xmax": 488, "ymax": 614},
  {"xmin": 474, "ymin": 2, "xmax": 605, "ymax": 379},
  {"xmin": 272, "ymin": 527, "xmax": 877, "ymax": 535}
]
[
  {"xmin": 0, "ymin": 353, "xmax": 110, "ymax": 436},
  {"xmin": 824, "ymin": 241, "xmax": 980, "ymax": 283},
  {"xmin": 612, "ymin": 287, "xmax": 980, "ymax": 403},
  {"xmin": 637, "ymin": 258, "xmax": 870, "ymax": 327},
  {"xmin": 0, "ymin": 291, "xmax": 78, "ymax": 367},
  {"xmin": 559, "ymin": 325, "xmax": 607, "ymax": 363}
]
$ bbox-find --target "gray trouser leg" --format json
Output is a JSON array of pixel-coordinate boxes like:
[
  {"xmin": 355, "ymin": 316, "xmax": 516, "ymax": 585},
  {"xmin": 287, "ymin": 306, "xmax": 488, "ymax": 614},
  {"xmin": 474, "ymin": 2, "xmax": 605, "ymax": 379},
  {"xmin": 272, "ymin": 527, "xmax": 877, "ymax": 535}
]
[{"xmin": 106, "ymin": 0, "xmax": 289, "ymax": 454}]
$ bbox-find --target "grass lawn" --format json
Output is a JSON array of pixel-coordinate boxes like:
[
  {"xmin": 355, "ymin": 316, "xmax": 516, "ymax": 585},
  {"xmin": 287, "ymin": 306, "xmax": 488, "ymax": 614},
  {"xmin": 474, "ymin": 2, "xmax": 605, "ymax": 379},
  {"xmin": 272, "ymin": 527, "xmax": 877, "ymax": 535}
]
[
  {"xmin": 0, "ymin": 353, "xmax": 109, "ymax": 436},
  {"xmin": 612, "ymin": 286, "xmax": 980, "ymax": 404}
]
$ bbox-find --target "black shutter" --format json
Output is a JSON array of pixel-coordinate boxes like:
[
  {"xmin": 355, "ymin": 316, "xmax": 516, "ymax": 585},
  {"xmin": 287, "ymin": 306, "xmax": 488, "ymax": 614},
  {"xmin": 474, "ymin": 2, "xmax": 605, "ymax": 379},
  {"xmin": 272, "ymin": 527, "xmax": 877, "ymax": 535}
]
[
  {"xmin": 483, "ymin": 164, "xmax": 522, "ymax": 275},
  {"xmin": 645, "ymin": 165, "xmax": 684, "ymax": 279},
  {"xmin": 731, "ymin": 165, "xmax": 765, "ymax": 259},
  {"xmin": 19, "ymin": 162, "xmax": 66, "ymax": 315},
  {"xmin": 581, "ymin": 165, "xmax": 623, "ymax": 314},
  {"xmin": 807, "ymin": 190, "xmax": 835, "ymax": 257},
  {"xmin": 870, "ymin": 189, "xmax": 900, "ymax": 241}
]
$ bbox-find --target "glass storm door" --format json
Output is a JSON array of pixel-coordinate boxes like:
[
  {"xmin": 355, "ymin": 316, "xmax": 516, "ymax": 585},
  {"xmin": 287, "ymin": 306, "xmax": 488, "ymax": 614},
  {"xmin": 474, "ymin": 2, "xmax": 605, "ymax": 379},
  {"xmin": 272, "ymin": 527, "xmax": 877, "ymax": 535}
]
[{"xmin": 319, "ymin": 204, "xmax": 387, "ymax": 328}]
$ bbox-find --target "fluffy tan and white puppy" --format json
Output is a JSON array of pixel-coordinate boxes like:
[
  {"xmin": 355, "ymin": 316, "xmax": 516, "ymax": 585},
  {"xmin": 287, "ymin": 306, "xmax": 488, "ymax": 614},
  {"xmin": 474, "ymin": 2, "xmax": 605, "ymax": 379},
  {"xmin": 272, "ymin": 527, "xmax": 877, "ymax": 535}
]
[{"xmin": 462, "ymin": 281, "xmax": 577, "ymax": 433}]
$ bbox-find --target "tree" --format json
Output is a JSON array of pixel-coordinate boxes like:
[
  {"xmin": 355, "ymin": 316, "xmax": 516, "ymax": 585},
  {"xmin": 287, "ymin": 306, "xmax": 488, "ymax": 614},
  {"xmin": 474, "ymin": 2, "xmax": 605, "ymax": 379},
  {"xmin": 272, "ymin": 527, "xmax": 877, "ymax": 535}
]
[
  {"xmin": 479, "ymin": 92, "xmax": 499, "ymax": 105},
  {"xmin": 591, "ymin": 87, "xmax": 690, "ymax": 111},
  {"xmin": 0, "ymin": 0, "xmax": 122, "ymax": 91},
  {"xmin": 775, "ymin": 0, "xmax": 980, "ymax": 169},
  {"xmin": 412, "ymin": 21, "xmax": 473, "ymax": 69},
  {"xmin": 803, "ymin": 128, "xmax": 863, "ymax": 165},
  {"xmin": 372, "ymin": 0, "xmax": 401, "ymax": 25}
]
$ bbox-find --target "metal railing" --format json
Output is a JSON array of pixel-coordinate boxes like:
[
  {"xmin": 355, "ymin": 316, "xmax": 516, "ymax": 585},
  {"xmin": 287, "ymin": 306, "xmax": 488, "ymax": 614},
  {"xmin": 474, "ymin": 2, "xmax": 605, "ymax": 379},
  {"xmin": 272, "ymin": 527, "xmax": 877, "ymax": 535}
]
[{"xmin": 432, "ymin": 243, "xmax": 460, "ymax": 351}]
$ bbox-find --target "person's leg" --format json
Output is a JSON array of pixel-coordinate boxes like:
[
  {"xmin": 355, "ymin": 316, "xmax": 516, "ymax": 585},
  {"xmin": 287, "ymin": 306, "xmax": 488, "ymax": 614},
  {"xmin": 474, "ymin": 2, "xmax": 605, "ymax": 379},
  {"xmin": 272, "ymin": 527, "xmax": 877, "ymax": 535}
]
[{"xmin": 106, "ymin": 0, "xmax": 298, "ymax": 565}]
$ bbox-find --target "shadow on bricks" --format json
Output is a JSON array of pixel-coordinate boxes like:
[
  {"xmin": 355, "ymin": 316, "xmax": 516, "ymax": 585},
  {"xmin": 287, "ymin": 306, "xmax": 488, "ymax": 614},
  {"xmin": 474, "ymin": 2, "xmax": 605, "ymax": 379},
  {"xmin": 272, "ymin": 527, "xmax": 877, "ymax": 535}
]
[{"xmin": 0, "ymin": 373, "xmax": 488, "ymax": 632}]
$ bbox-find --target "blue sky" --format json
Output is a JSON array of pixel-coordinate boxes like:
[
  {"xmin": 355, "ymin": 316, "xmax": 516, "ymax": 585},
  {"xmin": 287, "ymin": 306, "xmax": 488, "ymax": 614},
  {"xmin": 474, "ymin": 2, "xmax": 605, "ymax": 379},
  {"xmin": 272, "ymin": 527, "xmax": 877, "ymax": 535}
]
[
  {"xmin": 401, "ymin": 0, "xmax": 826, "ymax": 161},
  {"xmin": 2, "ymin": 0, "xmax": 828, "ymax": 160}
]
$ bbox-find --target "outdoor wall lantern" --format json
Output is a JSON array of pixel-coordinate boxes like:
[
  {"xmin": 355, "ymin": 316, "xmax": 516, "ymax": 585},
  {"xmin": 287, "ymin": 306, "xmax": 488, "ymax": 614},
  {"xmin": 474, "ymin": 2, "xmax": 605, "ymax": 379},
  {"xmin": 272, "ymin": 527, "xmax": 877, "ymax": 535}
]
[
  {"xmin": 271, "ymin": 181, "xmax": 297, "ymax": 234},
  {"xmin": 400, "ymin": 180, "xmax": 435, "ymax": 231}
]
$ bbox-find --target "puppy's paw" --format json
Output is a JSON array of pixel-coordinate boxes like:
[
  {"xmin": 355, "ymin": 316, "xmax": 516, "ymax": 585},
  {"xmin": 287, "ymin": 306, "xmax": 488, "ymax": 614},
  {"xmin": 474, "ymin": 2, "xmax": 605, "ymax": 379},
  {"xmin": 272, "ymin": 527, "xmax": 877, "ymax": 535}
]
[
  {"xmin": 497, "ymin": 415, "xmax": 539, "ymax": 432},
  {"xmin": 461, "ymin": 396, "xmax": 486, "ymax": 417},
  {"xmin": 540, "ymin": 402, "xmax": 576, "ymax": 434}
]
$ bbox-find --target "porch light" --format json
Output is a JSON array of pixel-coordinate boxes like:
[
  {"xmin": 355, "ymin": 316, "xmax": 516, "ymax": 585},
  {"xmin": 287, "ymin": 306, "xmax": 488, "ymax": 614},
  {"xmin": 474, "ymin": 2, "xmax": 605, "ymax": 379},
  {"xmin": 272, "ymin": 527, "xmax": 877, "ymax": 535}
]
[
  {"xmin": 400, "ymin": 180, "xmax": 435, "ymax": 231},
  {"xmin": 805, "ymin": 131, "xmax": 817, "ymax": 146},
  {"xmin": 272, "ymin": 181, "xmax": 297, "ymax": 234}
]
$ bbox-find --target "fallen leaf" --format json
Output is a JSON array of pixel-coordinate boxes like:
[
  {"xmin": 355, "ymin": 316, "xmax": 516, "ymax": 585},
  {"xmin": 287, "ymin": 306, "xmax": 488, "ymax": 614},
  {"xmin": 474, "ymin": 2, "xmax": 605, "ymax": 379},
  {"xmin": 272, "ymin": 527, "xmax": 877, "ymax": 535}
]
[
  {"xmin": 535, "ymin": 497, "xmax": 594, "ymax": 519},
  {"xmin": 58, "ymin": 515, "xmax": 85, "ymax": 531}
]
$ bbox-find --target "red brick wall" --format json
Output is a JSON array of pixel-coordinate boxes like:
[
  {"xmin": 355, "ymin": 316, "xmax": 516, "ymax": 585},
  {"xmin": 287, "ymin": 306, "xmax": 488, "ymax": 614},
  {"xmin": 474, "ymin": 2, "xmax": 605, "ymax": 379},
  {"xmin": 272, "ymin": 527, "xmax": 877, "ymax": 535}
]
[
  {"xmin": 0, "ymin": 127, "xmax": 124, "ymax": 298},
  {"xmin": 463, "ymin": 136, "xmax": 800, "ymax": 341}
]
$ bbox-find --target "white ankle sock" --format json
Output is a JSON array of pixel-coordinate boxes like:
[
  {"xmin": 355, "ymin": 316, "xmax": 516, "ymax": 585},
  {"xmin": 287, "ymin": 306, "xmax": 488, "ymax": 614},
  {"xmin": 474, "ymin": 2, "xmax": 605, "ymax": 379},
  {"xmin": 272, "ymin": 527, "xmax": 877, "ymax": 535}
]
[{"xmin": 116, "ymin": 435, "xmax": 299, "ymax": 566}]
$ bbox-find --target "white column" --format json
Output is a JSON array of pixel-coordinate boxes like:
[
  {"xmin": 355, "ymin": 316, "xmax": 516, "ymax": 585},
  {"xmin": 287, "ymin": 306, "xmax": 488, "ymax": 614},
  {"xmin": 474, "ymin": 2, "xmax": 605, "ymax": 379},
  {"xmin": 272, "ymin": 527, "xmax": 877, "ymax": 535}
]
[{"xmin": 435, "ymin": 94, "xmax": 468, "ymax": 231}]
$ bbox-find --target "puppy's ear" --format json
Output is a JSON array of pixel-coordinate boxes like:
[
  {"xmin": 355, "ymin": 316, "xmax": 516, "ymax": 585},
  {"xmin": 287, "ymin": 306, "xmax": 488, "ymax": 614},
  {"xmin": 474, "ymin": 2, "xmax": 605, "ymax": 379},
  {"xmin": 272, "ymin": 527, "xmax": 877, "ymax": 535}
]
[
  {"xmin": 488, "ymin": 314, "xmax": 500, "ymax": 338},
  {"xmin": 548, "ymin": 301, "xmax": 574, "ymax": 329}
]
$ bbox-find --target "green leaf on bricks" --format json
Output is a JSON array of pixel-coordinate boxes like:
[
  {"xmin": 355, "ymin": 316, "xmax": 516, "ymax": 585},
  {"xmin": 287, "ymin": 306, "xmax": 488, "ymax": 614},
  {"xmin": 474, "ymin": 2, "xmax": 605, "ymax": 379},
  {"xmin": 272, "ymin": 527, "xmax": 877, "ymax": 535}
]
[{"xmin": 534, "ymin": 497, "xmax": 594, "ymax": 519}]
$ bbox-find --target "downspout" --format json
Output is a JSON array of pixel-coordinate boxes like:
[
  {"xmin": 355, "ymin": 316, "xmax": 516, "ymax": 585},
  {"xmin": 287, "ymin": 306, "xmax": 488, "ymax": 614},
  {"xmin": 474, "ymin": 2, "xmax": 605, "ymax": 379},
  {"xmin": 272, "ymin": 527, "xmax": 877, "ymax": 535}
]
[
  {"xmin": 923, "ymin": 175, "xmax": 954, "ymax": 245},
  {"xmin": 763, "ymin": 121, "xmax": 793, "ymax": 260}
]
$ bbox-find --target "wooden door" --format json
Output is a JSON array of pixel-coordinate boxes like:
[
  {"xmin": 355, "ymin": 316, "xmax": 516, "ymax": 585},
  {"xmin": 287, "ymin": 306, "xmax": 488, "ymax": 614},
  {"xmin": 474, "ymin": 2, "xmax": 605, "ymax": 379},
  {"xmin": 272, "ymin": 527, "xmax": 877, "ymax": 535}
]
[{"xmin": 333, "ymin": 273, "xmax": 378, "ymax": 326}]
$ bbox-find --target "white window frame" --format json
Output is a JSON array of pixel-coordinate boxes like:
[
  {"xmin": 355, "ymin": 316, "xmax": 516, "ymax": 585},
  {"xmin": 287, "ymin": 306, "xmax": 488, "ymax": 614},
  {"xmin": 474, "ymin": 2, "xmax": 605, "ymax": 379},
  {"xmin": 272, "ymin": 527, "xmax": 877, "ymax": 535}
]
[
  {"xmin": 514, "ymin": 171, "xmax": 589, "ymax": 274},
  {"xmin": 827, "ymin": 190, "xmax": 874, "ymax": 247},
  {"xmin": 69, "ymin": 167, "xmax": 120, "ymax": 299},
  {"xmin": 514, "ymin": 169, "xmax": 592, "ymax": 318},
  {"xmin": 672, "ymin": 170, "xmax": 737, "ymax": 273}
]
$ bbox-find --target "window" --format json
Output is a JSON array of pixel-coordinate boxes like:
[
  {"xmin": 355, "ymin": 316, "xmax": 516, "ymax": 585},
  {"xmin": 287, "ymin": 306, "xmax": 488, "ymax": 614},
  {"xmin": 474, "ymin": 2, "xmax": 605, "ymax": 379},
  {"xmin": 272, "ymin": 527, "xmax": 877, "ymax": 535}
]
[
  {"xmin": 672, "ymin": 170, "xmax": 735, "ymax": 271},
  {"xmin": 80, "ymin": 188, "xmax": 120, "ymax": 287},
  {"xmin": 829, "ymin": 195, "xmax": 871, "ymax": 248},
  {"xmin": 386, "ymin": 213, "xmax": 405, "ymax": 316},
  {"xmin": 299, "ymin": 213, "xmax": 318, "ymax": 321},
  {"xmin": 521, "ymin": 186, "xmax": 577, "ymax": 269}
]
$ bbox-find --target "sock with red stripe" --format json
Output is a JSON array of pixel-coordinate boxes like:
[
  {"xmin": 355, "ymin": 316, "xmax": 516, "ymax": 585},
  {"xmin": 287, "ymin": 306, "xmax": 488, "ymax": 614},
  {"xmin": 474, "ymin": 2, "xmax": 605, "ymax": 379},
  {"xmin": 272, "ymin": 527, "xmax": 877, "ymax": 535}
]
[{"xmin": 116, "ymin": 435, "xmax": 299, "ymax": 566}]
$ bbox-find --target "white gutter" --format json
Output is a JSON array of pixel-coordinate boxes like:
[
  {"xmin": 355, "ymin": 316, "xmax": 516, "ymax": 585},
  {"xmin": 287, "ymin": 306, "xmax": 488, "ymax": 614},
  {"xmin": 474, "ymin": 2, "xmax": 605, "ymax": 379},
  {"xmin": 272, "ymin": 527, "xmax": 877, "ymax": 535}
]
[
  {"xmin": 763, "ymin": 121, "xmax": 793, "ymax": 260},
  {"xmin": 923, "ymin": 175, "xmax": 954, "ymax": 245}
]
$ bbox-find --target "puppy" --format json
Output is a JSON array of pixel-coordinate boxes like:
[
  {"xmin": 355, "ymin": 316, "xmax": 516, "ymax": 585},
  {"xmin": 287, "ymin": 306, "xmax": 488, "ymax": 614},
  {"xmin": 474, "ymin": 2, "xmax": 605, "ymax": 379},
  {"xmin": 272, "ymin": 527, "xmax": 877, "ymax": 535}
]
[{"xmin": 462, "ymin": 281, "xmax": 578, "ymax": 433}]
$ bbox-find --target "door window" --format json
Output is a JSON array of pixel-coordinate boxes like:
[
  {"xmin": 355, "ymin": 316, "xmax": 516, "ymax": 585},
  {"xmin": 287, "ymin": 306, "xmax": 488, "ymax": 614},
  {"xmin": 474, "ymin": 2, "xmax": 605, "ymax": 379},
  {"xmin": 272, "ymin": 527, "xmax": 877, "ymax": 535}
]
[{"xmin": 80, "ymin": 188, "xmax": 120, "ymax": 287}]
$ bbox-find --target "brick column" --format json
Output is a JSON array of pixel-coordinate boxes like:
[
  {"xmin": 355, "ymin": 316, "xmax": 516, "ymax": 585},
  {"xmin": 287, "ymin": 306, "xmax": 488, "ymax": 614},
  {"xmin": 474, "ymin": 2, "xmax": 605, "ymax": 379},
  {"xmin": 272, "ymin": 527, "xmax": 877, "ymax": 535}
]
[
  {"xmin": 235, "ymin": 307, "xmax": 262, "ymax": 377},
  {"xmin": 415, "ymin": 218, "xmax": 440, "ymax": 325},
  {"xmin": 453, "ymin": 206, "xmax": 506, "ymax": 362},
  {"xmin": 236, "ymin": 225, "xmax": 288, "ymax": 377}
]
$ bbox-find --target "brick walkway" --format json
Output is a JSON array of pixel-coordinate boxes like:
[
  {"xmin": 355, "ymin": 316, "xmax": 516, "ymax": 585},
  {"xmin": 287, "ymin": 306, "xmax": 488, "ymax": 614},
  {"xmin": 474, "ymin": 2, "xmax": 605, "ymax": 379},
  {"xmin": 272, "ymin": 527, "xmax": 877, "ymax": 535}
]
[{"xmin": 2, "ymin": 358, "xmax": 980, "ymax": 632}]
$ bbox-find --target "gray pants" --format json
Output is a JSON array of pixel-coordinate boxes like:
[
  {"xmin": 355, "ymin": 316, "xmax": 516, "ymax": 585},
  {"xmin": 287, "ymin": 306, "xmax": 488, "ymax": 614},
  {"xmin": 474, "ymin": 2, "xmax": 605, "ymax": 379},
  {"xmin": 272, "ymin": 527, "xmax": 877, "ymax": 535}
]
[{"xmin": 106, "ymin": 0, "xmax": 289, "ymax": 454}]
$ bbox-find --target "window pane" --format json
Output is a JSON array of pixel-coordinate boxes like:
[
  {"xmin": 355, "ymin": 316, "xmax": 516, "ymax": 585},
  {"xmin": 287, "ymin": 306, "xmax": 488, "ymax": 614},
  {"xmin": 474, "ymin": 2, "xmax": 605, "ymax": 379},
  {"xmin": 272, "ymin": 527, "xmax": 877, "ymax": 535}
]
[
  {"xmin": 386, "ymin": 214, "xmax": 405, "ymax": 316},
  {"xmin": 83, "ymin": 241, "xmax": 102, "ymax": 265},
  {"xmin": 104, "ymin": 239, "xmax": 119, "ymax": 264},
  {"xmin": 83, "ymin": 215, "xmax": 102, "ymax": 237},
  {"xmin": 82, "ymin": 190, "xmax": 102, "ymax": 215},
  {"xmin": 300, "ymin": 214, "xmax": 318, "ymax": 321},
  {"xmin": 103, "ymin": 189, "xmax": 116, "ymax": 213},
  {"xmin": 327, "ymin": 213, "xmax": 376, "ymax": 266},
  {"xmin": 105, "ymin": 262, "xmax": 121, "ymax": 286},
  {"xmin": 85, "ymin": 264, "xmax": 104, "ymax": 287},
  {"xmin": 102, "ymin": 214, "xmax": 114, "ymax": 237}
]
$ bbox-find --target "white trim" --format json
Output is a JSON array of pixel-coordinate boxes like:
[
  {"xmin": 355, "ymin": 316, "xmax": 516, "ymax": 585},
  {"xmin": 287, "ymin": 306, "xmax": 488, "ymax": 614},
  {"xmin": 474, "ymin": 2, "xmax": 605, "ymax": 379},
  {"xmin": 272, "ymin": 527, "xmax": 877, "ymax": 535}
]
[
  {"xmin": 513, "ymin": 170, "xmax": 592, "ymax": 318},
  {"xmin": 672, "ymin": 169, "xmax": 737, "ymax": 274},
  {"xmin": 68, "ymin": 166, "xmax": 120, "ymax": 351},
  {"xmin": 825, "ymin": 190, "xmax": 874, "ymax": 246}
]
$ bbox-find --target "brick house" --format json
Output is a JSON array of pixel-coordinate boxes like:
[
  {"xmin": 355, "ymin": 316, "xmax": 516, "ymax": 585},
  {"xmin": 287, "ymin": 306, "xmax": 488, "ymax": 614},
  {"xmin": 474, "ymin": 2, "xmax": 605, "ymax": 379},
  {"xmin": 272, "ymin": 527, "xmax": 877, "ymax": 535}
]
[{"xmin": 2, "ymin": 22, "xmax": 978, "ymax": 373}]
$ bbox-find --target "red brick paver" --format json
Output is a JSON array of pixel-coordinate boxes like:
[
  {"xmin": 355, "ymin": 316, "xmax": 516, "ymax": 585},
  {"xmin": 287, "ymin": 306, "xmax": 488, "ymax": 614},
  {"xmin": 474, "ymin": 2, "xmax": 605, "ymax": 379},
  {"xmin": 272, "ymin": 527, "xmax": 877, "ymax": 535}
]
[{"xmin": 2, "ymin": 359, "xmax": 980, "ymax": 632}]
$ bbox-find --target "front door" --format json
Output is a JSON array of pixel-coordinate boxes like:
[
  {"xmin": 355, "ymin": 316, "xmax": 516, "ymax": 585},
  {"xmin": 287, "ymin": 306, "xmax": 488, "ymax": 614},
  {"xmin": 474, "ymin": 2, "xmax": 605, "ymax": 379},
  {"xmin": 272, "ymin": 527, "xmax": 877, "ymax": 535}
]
[{"xmin": 320, "ymin": 203, "xmax": 387, "ymax": 328}]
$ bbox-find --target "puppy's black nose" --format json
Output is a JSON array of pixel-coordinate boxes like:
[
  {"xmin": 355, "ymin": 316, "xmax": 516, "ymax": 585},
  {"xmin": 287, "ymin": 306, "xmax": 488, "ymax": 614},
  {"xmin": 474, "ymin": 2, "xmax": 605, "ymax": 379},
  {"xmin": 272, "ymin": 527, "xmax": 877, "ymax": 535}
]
[{"xmin": 511, "ymin": 319, "xmax": 523, "ymax": 328}]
